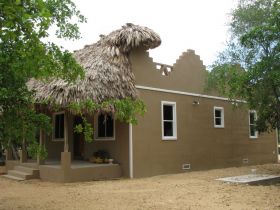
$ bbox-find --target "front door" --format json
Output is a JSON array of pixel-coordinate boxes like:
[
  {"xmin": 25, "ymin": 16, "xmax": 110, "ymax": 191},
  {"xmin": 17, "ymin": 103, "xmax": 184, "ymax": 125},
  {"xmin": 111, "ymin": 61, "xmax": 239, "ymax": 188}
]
[{"xmin": 73, "ymin": 116, "xmax": 85, "ymax": 160}]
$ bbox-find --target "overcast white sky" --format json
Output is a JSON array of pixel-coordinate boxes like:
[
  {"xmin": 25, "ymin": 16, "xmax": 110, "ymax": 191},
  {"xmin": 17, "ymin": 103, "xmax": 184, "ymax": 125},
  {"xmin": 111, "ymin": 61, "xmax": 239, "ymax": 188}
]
[{"xmin": 52, "ymin": 0, "xmax": 237, "ymax": 67}]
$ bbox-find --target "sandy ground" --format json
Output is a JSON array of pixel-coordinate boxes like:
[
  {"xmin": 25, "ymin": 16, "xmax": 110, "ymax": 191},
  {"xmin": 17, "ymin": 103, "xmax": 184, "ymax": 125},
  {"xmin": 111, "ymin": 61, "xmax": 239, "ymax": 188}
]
[{"xmin": 0, "ymin": 164, "xmax": 280, "ymax": 210}]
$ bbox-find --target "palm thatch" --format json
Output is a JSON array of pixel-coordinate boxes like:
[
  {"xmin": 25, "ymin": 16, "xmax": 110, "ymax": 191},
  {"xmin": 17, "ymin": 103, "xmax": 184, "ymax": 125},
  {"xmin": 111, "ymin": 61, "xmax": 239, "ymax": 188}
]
[{"xmin": 27, "ymin": 23, "xmax": 161, "ymax": 108}]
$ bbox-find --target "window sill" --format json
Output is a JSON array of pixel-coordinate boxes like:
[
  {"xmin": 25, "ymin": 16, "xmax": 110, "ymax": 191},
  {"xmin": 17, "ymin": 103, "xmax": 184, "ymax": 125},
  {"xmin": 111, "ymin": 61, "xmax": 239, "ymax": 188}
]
[
  {"xmin": 52, "ymin": 138, "xmax": 64, "ymax": 142},
  {"xmin": 95, "ymin": 138, "xmax": 115, "ymax": 141},
  {"xmin": 162, "ymin": 137, "xmax": 177, "ymax": 141},
  {"xmin": 214, "ymin": 125, "xmax": 224, "ymax": 128}
]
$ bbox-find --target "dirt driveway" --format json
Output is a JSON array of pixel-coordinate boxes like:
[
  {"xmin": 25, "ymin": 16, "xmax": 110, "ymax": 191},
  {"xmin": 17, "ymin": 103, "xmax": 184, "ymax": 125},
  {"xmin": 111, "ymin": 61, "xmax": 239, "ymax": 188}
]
[{"xmin": 0, "ymin": 164, "xmax": 280, "ymax": 210}]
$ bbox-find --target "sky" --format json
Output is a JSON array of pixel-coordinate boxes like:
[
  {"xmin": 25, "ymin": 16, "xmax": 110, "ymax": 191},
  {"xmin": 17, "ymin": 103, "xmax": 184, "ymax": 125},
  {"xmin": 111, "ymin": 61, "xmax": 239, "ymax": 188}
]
[{"xmin": 52, "ymin": 0, "xmax": 237, "ymax": 67}]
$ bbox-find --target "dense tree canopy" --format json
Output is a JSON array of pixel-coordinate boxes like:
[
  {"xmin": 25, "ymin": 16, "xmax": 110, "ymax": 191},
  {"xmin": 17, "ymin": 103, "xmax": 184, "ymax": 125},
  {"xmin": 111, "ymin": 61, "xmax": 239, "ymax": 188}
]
[
  {"xmin": 0, "ymin": 1, "xmax": 147, "ymax": 158},
  {"xmin": 0, "ymin": 0, "xmax": 86, "ymax": 150},
  {"xmin": 207, "ymin": 0, "xmax": 280, "ymax": 133}
]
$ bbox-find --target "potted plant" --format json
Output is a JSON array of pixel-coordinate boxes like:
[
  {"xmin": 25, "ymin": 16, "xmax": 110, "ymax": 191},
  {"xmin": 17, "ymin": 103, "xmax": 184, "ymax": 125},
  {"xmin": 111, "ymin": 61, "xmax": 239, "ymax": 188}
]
[
  {"xmin": 108, "ymin": 158, "xmax": 114, "ymax": 164},
  {"xmin": 90, "ymin": 149, "xmax": 111, "ymax": 163}
]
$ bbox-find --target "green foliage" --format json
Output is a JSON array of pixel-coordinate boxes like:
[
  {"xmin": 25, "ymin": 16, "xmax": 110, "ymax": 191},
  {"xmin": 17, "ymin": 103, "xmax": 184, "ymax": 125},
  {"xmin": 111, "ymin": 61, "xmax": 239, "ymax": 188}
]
[
  {"xmin": 0, "ymin": 1, "xmax": 146, "ymax": 154},
  {"xmin": 207, "ymin": 0, "xmax": 280, "ymax": 132},
  {"xmin": 69, "ymin": 99, "xmax": 99, "ymax": 115},
  {"xmin": 206, "ymin": 64, "xmax": 246, "ymax": 99},
  {"xmin": 72, "ymin": 97, "xmax": 146, "ymax": 143},
  {"xmin": 0, "ymin": 0, "xmax": 86, "ymax": 152},
  {"xmin": 73, "ymin": 116, "xmax": 94, "ymax": 143},
  {"xmin": 93, "ymin": 149, "xmax": 110, "ymax": 159},
  {"xmin": 112, "ymin": 98, "xmax": 146, "ymax": 125},
  {"xmin": 69, "ymin": 97, "xmax": 146, "ymax": 125},
  {"xmin": 27, "ymin": 141, "xmax": 48, "ymax": 160}
]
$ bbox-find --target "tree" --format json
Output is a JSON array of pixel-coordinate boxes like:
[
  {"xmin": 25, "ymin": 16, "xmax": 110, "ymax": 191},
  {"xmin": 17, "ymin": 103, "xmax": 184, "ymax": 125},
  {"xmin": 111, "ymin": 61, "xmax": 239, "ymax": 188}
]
[
  {"xmin": 207, "ymin": 0, "xmax": 280, "ymax": 133},
  {"xmin": 0, "ymin": 0, "xmax": 86, "ymax": 153}
]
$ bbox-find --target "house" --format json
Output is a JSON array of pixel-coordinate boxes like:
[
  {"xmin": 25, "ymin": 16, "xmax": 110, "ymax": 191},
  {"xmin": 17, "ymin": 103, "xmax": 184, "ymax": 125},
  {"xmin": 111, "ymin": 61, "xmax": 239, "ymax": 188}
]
[{"xmin": 4, "ymin": 24, "xmax": 278, "ymax": 182}]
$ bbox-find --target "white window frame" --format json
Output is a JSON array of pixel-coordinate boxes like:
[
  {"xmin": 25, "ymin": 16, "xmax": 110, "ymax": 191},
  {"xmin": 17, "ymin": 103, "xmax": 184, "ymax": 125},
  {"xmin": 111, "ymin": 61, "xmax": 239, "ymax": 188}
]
[
  {"xmin": 161, "ymin": 101, "xmax": 177, "ymax": 140},
  {"xmin": 52, "ymin": 111, "xmax": 65, "ymax": 142},
  {"xmin": 249, "ymin": 110, "xmax": 258, "ymax": 139},
  {"xmin": 94, "ymin": 113, "xmax": 115, "ymax": 141},
  {"xmin": 214, "ymin": 106, "xmax": 224, "ymax": 128}
]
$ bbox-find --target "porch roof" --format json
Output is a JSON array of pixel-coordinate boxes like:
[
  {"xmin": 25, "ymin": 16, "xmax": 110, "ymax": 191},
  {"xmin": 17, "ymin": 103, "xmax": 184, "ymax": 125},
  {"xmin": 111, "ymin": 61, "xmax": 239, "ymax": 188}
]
[{"xmin": 27, "ymin": 23, "xmax": 161, "ymax": 109}]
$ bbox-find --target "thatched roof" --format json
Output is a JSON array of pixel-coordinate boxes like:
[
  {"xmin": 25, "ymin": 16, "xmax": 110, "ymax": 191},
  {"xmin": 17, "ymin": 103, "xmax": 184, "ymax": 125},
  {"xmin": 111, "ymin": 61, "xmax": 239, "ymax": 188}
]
[{"xmin": 27, "ymin": 23, "xmax": 161, "ymax": 107}]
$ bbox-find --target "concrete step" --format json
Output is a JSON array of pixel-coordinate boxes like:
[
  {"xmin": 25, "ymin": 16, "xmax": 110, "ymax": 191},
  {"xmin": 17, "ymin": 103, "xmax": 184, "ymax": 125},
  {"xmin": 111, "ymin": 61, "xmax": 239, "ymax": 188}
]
[
  {"xmin": 2, "ymin": 174, "xmax": 25, "ymax": 181},
  {"xmin": 2, "ymin": 164, "xmax": 40, "ymax": 181},
  {"xmin": 14, "ymin": 166, "xmax": 39, "ymax": 177},
  {"xmin": 19, "ymin": 162, "xmax": 39, "ymax": 169},
  {"xmin": 8, "ymin": 170, "xmax": 34, "ymax": 179}
]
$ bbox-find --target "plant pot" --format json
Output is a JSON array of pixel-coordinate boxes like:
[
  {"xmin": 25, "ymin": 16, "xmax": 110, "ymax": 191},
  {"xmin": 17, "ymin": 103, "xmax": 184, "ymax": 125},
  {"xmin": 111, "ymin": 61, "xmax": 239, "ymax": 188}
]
[
  {"xmin": 108, "ymin": 159, "xmax": 114, "ymax": 164},
  {"xmin": 95, "ymin": 157, "xmax": 103, "ymax": 164},
  {"xmin": 89, "ymin": 157, "xmax": 103, "ymax": 164}
]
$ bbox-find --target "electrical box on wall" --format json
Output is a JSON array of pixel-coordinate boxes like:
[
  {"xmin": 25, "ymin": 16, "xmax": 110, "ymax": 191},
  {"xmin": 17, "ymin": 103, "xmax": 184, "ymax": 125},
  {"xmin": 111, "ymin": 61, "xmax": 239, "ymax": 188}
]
[
  {"xmin": 243, "ymin": 158, "xmax": 249, "ymax": 164},
  {"xmin": 182, "ymin": 163, "xmax": 191, "ymax": 170}
]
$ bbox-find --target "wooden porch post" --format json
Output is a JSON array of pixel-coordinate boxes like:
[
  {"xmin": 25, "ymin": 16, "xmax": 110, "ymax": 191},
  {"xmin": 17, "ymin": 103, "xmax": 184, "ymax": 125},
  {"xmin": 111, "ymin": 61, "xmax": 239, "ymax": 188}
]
[
  {"xmin": 61, "ymin": 110, "xmax": 71, "ymax": 169},
  {"xmin": 5, "ymin": 147, "xmax": 12, "ymax": 161},
  {"xmin": 37, "ymin": 129, "xmax": 45, "ymax": 165},
  {"xmin": 20, "ymin": 138, "xmax": 27, "ymax": 163},
  {"xmin": 64, "ymin": 111, "xmax": 69, "ymax": 152}
]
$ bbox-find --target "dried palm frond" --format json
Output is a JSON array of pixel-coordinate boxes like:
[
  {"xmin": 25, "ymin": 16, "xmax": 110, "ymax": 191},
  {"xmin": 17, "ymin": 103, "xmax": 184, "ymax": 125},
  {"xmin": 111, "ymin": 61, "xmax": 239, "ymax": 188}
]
[{"xmin": 27, "ymin": 23, "xmax": 161, "ymax": 109}]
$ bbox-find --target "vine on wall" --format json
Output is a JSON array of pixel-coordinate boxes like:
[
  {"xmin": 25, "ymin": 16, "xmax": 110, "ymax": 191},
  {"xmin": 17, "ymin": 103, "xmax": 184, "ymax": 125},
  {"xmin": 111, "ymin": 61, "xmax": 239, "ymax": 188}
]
[{"xmin": 70, "ymin": 97, "xmax": 146, "ymax": 142}]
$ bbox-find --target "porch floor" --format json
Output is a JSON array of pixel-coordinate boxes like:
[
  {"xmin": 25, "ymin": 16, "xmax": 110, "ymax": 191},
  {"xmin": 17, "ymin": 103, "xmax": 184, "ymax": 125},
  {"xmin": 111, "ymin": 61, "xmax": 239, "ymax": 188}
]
[
  {"xmin": 16, "ymin": 159, "xmax": 119, "ymax": 169},
  {"xmin": 40, "ymin": 160, "xmax": 122, "ymax": 182},
  {"xmin": 43, "ymin": 160, "xmax": 119, "ymax": 169},
  {"xmin": 6, "ymin": 159, "xmax": 122, "ymax": 182}
]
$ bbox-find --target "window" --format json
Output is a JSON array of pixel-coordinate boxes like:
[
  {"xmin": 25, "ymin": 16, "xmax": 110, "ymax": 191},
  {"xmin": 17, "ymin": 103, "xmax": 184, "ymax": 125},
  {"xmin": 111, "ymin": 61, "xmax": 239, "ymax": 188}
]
[
  {"xmin": 161, "ymin": 101, "xmax": 177, "ymax": 140},
  {"xmin": 96, "ymin": 114, "xmax": 115, "ymax": 140},
  {"xmin": 53, "ymin": 112, "xmax": 64, "ymax": 141},
  {"xmin": 214, "ymin": 107, "xmax": 224, "ymax": 128},
  {"xmin": 249, "ymin": 110, "xmax": 258, "ymax": 138}
]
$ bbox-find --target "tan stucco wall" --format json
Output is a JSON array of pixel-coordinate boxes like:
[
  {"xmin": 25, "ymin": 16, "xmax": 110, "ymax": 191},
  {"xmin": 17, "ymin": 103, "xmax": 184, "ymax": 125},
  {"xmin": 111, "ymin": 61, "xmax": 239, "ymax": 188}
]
[
  {"xmin": 45, "ymin": 115, "xmax": 130, "ymax": 177},
  {"xmin": 130, "ymin": 48, "xmax": 207, "ymax": 94},
  {"xmin": 83, "ymin": 121, "xmax": 130, "ymax": 177},
  {"xmin": 130, "ymin": 48, "xmax": 277, "ymax": 178},
  {"xmin": 45, "ymin": 113, "xmax": 74, "ymax": 159},
  {"xmin": 44, "ymin": 47, "xmax": 277, "ymax": 180},
  {"xmin": 132, "ymin": 90, "xmax": 277, "ymax": 178},
  {"xmin": 40, "ymin": 164, "xmax": 121, "ymax": 182}
]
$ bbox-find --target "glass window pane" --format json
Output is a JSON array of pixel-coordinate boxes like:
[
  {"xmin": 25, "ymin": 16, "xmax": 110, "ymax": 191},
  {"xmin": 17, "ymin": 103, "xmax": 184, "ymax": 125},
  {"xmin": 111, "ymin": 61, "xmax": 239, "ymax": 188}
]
[
  {"xmin": 250, "ymin": 113, "xmax": 255, "ymax": 124},
  {"xmin": 55, "ymin": 115, "xmax": 59, "ymax": 138},
  {"xmin": 250, "ymin": 125, "xmax": 256, "ymax": 136},
  {"xmin": 215, "ymin": 118, "xmax": 221, "ymax": 126},
  {"xmin": 59, "ymin": 114, "xmax": 64, "ymax": 138},
  {"xmin": 164, "ymin": 105, "xmax": 173, "ymax": 120},
  {"xmin": 55, "ymin": 114, "xmax": 64, "ymax": 139},
  {"xmin": 98, "ymin": 114, "xmax": 106, "ymax": 137},
  {"xmin": 106, "ymin": 115, "xmax": 114, "ymax": 137},
  {"xmin": 164, "ymin": 121, "xmax": 173, "ymax": 136},
  {"xmin": 215, "ymin": 109, "xmax": 221, "ymax": 118}
]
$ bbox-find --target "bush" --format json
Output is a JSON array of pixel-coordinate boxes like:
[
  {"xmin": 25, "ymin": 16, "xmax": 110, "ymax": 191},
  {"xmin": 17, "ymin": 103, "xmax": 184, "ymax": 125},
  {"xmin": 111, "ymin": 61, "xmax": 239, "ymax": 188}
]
[{"xmin": 93, "ymin": 149, "xmax": 110, "ymax": 159}]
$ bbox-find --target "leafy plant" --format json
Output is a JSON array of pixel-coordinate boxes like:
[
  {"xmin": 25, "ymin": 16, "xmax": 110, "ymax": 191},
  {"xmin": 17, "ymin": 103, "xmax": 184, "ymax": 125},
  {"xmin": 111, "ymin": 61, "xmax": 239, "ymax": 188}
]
[
  {"xmin": 0, "ymin": 0, "xmax": 86, "ymax": 153},
  {"xmin": 74, "ymin": 116, "xmax": 94, "ymax": 143},
  {"xmin": 72, "ymin": 97, "xmax": 146, "ymax": 143},
  {"xmin": 27, "ymin": 141, "xmax": 48, "ymax": 160},
  {"xmin": 206, "ymin": 0, "xmax": 280, "ymax": 133},
  {"xmin": 93, "ymin": 149, "xmax": 110, "ymax": 159}
]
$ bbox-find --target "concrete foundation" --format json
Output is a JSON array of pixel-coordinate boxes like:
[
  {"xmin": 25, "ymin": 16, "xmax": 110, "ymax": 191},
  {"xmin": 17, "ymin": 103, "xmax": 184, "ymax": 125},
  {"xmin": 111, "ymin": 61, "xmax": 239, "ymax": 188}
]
[{"xmin": 61, "ymin": 152, "xmax": 71, "ymax": 169}]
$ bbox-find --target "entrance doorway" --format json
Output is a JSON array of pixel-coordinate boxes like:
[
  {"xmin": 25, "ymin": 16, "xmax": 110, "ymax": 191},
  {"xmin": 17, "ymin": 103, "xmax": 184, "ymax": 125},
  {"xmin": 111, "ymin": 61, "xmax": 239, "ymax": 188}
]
[{"xmin": 73, "ymin": 116, "xmax": 85, "ymax": 160}]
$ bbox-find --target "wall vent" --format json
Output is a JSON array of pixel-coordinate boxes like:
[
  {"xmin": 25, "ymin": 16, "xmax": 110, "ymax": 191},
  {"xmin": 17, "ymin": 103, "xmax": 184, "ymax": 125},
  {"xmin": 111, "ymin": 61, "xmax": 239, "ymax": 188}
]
[
  {"xmin": 243, "ymin": 158, "xmax": 249, "ymax": 164},
  {"xmin": 182, "ymin": 163, "xmax": 191, "ymax": 170}
]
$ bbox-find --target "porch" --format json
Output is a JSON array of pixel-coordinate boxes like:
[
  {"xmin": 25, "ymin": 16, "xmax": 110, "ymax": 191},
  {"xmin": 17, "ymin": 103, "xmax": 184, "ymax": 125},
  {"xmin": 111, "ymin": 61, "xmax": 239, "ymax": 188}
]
[
  {"xmin": 5, "ymin": 160, "xmax": 121, "ymax": 182},
  {"xmin": 4, "ymin": 110, "xmax": 131, "ymax": 182}
]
